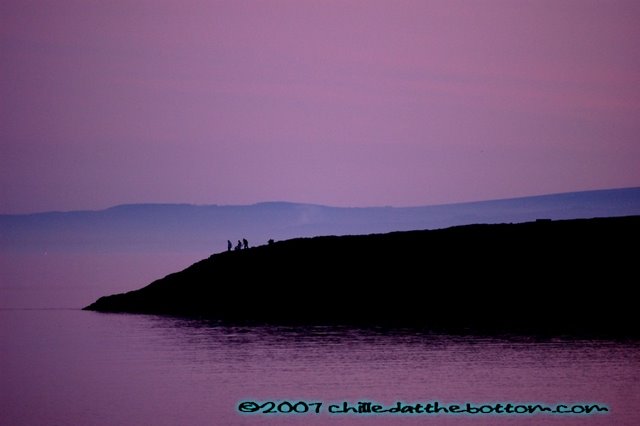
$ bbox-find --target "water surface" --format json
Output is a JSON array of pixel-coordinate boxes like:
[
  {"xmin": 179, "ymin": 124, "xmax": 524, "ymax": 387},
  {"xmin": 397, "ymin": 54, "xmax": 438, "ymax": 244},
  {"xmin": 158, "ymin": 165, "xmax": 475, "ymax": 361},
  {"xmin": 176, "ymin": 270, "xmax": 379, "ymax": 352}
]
[{"xmin": 2, "ymin": 309, "xmax": 638, "ymax": 425}]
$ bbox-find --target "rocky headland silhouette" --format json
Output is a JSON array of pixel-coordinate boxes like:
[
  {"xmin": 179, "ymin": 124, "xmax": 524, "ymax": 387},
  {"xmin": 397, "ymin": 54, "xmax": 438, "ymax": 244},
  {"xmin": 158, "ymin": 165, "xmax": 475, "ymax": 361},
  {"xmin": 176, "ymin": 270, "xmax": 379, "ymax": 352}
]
[{"xmin": 85, "ymin": 216, "xmax": 639, "ymax": 338}]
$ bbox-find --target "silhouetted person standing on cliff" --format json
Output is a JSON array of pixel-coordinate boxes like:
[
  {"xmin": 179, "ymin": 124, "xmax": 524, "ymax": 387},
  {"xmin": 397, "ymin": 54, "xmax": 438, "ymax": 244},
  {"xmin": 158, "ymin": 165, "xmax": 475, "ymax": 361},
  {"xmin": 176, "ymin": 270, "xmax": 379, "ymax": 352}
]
[
  {"xmin": 243, "ymin": 238, "xmax": 249, "ymax": 250},
  {"xmin": 227, "ymin": 240, "xmax": 232, "ymax": 252},
  {"xmin": 236, "ymin": 240, "xmax": 242, "ymax": 251}
]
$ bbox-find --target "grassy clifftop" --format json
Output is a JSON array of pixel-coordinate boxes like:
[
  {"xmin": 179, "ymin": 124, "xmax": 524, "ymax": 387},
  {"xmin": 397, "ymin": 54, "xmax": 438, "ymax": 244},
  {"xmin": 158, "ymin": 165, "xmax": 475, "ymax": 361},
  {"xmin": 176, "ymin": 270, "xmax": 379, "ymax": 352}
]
[{"xmin": 84, "ymin": 216, "xmax": 639, "ymax": 337}]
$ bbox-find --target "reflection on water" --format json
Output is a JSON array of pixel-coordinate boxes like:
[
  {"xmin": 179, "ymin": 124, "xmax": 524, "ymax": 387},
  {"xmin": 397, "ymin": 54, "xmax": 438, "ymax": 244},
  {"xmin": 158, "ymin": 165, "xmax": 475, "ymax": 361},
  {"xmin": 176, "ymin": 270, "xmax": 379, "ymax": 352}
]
[{"xmin": 1, "ymin": 310, "xmax": 639, "ymax": 425}]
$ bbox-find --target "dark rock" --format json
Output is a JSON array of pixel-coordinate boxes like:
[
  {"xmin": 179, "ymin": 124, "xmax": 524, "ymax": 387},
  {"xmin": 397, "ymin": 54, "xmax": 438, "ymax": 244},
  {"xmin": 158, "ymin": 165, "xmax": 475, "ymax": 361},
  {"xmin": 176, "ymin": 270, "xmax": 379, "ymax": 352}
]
[{"xmin": 84, "ymin": 216, "xmax": 640, "ymax": 338}]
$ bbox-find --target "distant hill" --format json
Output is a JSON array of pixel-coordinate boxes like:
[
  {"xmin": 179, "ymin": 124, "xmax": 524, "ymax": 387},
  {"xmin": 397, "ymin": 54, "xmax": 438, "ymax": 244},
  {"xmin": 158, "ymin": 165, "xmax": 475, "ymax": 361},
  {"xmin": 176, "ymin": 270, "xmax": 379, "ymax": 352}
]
[
  {"xmin": 85, "ymin": 216, "xmax": 640, "ymax": 338},
  {"xmin": 2, "ymin": 187, "xmax": 639, "ymax": 254}
]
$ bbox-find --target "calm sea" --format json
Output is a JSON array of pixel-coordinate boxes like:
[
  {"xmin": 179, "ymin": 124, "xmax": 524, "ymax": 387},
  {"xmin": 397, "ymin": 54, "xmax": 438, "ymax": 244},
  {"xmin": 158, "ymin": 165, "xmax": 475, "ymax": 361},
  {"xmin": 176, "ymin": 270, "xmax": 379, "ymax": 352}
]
[{"xmin": 1, "ymin": 253, "xmax": 639, "ymax": 425}]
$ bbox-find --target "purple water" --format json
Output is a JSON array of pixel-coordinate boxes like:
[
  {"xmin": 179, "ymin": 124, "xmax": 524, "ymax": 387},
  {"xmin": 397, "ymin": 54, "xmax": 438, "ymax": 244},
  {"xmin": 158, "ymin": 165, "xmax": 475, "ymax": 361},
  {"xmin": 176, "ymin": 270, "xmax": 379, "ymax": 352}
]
[
  {"xmin": 0, "ymin": 252, "xmax": 201, "ymax": 310},
  {"xmin": 1, "ymin": 252, "xmax": 639, "ymax": 425},
  {"xmin": 1, "ymin": 309, "xmax": 639, "ymax": 426}
]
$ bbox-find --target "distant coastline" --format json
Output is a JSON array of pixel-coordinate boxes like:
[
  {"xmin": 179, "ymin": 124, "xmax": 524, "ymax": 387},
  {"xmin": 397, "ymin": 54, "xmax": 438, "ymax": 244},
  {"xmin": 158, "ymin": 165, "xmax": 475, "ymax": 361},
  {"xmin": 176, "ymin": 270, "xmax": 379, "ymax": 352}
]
[
  {"xmin": 85, "ymin": 216, "xmax": 640, "ymax": 338},
  {"xmin": 3, "ymin": 187, "xmax": 639, "ymax": 254}
]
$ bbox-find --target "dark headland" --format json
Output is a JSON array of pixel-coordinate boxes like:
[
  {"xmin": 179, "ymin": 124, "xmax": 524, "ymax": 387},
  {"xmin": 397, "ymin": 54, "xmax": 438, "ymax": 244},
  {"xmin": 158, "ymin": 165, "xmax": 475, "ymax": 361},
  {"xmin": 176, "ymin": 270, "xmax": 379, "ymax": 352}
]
[{"xmin": 85, "ymin": 216, "xmax": 639, "ymax": 338}]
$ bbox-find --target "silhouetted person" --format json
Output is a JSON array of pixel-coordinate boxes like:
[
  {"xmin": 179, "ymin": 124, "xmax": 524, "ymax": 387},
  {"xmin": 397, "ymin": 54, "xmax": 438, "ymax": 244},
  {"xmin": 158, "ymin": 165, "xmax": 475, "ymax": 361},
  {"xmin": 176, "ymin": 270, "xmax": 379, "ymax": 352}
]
[
  {"xmin": 235, "ymin": 240, "xmax": 242, "ymax": 251},
  {"xmin": 227, "ymin": 240, "xmax": 232, "ymax": 252},
  {"xmin": 268, "ymin": 239, "xmax": 274, "ymax": 245},
  {"xmin": 243, "ymin": 238, "xmax": 248, "ymax": 250}
]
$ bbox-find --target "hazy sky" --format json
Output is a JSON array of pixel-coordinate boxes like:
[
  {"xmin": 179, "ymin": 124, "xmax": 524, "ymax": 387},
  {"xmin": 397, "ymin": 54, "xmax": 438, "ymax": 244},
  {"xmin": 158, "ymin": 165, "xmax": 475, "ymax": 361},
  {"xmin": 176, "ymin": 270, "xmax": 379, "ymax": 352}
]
[{"xmin": 2, "ymin": 0, "xmax": 639, "ymax": 213}]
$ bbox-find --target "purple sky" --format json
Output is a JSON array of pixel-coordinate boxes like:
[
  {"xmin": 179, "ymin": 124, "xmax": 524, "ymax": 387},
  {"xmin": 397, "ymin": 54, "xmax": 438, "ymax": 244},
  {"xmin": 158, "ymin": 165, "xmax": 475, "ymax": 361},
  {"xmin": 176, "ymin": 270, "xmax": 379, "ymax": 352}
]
[{"xmin": 1, "ymin": 0, "xmax": 639, "ymax": 214}]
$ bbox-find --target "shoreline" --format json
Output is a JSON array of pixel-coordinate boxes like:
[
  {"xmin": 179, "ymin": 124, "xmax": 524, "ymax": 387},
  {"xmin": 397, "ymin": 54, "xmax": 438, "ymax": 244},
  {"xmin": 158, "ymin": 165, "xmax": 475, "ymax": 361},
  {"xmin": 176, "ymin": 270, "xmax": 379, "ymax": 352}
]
[{"xmin": 85, "ymin": 216, "xmax": 640, "ymax": 338}]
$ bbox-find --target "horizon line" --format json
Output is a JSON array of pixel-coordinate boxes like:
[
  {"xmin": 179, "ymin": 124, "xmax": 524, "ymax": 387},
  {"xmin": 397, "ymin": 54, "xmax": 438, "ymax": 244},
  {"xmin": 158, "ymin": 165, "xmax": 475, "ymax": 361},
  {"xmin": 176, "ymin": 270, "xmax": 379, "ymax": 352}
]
[{"xmin": 2, "ymin": 186, "xmax": 639, "ymax": 216}]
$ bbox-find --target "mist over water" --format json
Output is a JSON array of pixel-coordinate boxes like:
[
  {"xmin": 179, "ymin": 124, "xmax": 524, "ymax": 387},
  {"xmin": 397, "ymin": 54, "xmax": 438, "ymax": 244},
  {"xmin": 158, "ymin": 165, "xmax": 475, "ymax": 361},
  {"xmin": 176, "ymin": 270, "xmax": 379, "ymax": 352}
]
[{"xmin": 0, "ymin": 252, "xmax": 202, "ymax": 309}]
